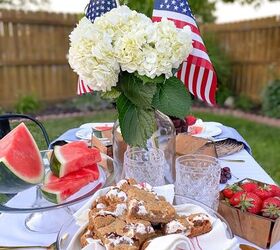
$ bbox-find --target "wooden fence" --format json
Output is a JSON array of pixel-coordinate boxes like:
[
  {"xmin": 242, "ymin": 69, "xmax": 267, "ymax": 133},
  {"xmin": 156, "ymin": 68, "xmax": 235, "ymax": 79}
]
[
  {"xmin": 0, "ymin": 9, "xmax": 79, "ymax": 108},
  {"xmin": 201, "ymin": 16, "xmax": 280, "ymax": 103},
  {"xmin": 0, "ymin": 10, "xmax": 279, "ymax": 107}
]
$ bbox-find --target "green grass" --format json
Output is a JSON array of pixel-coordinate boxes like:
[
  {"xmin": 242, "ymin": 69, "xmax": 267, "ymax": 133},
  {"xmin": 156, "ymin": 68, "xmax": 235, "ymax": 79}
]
[{"xmin": 2, "ymin": 109, "xmax": 279, "ymax": 204}]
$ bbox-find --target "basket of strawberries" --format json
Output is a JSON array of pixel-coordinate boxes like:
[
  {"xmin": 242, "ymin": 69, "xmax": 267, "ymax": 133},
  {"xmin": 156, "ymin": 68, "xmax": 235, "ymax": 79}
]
[{"xmin": 219, "ymin": 179, "xmax": 280, "ymax": 249}]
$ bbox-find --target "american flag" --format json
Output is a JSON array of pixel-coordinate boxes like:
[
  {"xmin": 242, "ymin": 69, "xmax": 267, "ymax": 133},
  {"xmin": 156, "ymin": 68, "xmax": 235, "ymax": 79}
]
[
  {"xmin": 77, "ymin": 0, "xmax": 117, "ymax": 95},
  {"xmin": 153, "ymin": 0, "xmax": 217, "ymax": 105}
]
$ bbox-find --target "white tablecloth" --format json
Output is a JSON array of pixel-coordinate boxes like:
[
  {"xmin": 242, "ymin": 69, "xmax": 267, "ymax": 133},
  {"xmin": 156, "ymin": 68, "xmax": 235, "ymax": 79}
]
[{"xmin": 0, "ymin": 149, "xmax": 278, "ymax": 249}]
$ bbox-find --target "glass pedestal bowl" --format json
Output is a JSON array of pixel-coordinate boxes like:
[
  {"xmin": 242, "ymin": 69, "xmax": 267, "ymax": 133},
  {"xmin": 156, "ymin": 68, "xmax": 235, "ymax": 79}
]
[{"xmin": 0, "ymin": 151, "xmax": 116, "ymax": 233}]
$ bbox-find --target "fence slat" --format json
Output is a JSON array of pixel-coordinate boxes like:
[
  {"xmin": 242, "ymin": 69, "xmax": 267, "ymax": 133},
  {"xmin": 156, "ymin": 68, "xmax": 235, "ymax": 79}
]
[
  {"xmin": 202, "ymin": 16, "xmax": 280, "ymax": 103},
  {"xmin": 0, "ymin": 9, "xmax": 79, "ymax": 108}
]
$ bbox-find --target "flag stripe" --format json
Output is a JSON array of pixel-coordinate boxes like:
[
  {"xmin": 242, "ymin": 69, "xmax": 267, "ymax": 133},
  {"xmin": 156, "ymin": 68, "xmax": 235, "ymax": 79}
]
[
  {"xmin": 186, "ymin": 55, "xmax": 213, "ymax": 70},
  {"xmin": 196, "ymin": 67, "xmax": 205, "ymax": 101},
  {"xmin": 200, "ymin": 68, "xmax": 209, "ymax": 101},
  {"xmin": 153, "ymin": 9, "xmax": 197, "ymax": 27},
  {"xmin": 153, "ymin": 0, "xmax": 217, "ymax": 105}
]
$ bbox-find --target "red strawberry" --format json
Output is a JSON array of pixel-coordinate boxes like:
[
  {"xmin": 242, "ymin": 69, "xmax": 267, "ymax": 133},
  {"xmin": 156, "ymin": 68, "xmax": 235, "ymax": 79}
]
[
  {"xmin": 185, "ymin": 115, "xmax": 197, "ymax": 126},
  {"xmin": 244, "ymin": 193, "xmax": 263, "ymax": 214},
  {"xmin": 230, "ymin": 191, "xmax": 262, "ymax": 214},
  {"xmin": 240, "ymin": 182, "xmax": 258, "ymax": 193},
  {"xmin": 269, "ymin": 185, "xmax": 280, "ymax": 197},
  {"xmin": 229, "ymin": 191, "xmax": 246, "ymax": 206},
  {"xmin": 254, "ymin": 184, "xmax": 274, "ymax": 200},
  {"xmin": 262, "ymin": 197, "xmax": 280, "ymax": 219},
  {"xmin": 223, "ymin": 184, "xmax": 242, "ymax": 199}
]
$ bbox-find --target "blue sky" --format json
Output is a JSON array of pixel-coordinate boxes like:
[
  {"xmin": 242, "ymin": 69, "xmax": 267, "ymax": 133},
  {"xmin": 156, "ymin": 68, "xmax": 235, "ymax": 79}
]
[{"xmin": 49, "ymin": 0, "xmax": 280, "ymax": 23}]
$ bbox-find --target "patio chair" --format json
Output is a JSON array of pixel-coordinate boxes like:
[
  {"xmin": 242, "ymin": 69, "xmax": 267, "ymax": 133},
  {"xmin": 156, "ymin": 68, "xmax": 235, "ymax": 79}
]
[{"xmin": 0, "ymin": 114, "xmax": 50, "ymax": 147}]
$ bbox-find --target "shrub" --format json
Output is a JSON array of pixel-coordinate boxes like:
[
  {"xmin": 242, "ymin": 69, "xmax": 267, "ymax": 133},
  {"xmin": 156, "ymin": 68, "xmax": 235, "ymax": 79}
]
[
  {"xmin": 262, "ymin": 79, "xmax": 280, "ymax": 118},
  {"xmin": 15, "ymin": 95, "xmax": 41, "ymax": 114},
  {"xmin": 235, "ymin": 95, "xmax": 254, "ymax": 112}
]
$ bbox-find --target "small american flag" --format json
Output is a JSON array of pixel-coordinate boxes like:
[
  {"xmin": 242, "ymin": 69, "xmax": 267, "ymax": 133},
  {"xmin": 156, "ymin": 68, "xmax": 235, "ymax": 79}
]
[
  {"xmin": 77, "ymin": 0, "xmax": 117, "ymax": 95},
  {"xmin": 153, "ymin": 0, "xmax": 217, "ymax": 105}
]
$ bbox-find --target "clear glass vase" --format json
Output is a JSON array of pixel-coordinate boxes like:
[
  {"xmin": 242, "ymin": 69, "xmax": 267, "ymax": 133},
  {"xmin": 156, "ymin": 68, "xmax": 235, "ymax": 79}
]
[{"xmin": 112, "ymin": 110, "xmax": 176, "ymax": 184}]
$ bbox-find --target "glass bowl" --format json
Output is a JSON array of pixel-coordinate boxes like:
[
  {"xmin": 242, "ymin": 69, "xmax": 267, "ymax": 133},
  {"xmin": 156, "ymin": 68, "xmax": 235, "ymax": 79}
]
[
  {"xmin": 0, "ymin": 151, "xmax": 117, "ymax": 213},
  {"xmin": 56, "ymin": 194, "xmax": 234, "ymax": 250}
]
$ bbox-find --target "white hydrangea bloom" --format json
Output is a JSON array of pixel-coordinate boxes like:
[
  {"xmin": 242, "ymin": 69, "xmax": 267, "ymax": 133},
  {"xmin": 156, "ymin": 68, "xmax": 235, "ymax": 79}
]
[
  {"xmin": 68, "ymin": 17, "xmax": 119, "ymax": 92},
  {"xmin": 68, "ymin": 6, "xmax": 193, "ymax": 91}
]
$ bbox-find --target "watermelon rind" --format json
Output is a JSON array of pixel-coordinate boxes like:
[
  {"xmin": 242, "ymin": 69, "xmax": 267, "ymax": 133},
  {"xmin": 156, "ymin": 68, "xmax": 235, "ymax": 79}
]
[
  {"xmin": 0, "ymin": 162, "xmax": 34, "ymax": 193},
  {"xmin": 41, "ymin": 188, "xmax": 61, "ymax": 204},
  {"xmin": 50, "ymin": 142, "xmax": 101, "ymax": 178},
  {"xmin": 49, "ymin": 150, "xmax": 61, "ymax": 177}
]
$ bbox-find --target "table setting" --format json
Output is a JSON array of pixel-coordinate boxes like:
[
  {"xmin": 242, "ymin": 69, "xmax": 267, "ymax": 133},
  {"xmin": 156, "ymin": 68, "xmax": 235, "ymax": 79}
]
[{"xmin": 0, "ymin": 0, "xmax": 279, "ymax": 250}]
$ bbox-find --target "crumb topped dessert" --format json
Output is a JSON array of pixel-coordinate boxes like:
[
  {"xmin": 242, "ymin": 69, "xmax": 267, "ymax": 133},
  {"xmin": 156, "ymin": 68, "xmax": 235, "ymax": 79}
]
[{"xmin": 80, "ymin": 179, "xmax": 212, "ymax": 249}]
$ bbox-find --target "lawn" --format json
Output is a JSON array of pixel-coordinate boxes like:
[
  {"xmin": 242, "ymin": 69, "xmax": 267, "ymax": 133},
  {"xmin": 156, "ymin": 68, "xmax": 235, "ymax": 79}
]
[{"xmin": 11, "ymin": 109, "xmax": 280, "ymax": 184}]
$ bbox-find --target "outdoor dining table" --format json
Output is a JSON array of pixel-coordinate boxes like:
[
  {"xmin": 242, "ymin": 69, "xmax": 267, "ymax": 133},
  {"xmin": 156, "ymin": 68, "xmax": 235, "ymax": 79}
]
[{"xmin": 0, "ymin": 126, "xmax": 278, "ymax": 250}]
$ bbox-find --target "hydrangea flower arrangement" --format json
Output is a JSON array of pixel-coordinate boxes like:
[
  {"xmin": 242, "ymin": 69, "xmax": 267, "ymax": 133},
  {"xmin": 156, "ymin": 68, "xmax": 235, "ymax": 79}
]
[{"xmin": 69, "ymin": 6, "xmax": 193, "ymax": 147}]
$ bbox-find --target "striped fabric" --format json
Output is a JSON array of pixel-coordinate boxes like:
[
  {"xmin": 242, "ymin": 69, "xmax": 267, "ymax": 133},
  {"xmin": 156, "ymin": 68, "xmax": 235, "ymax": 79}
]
[{"xmin": 152, "ymin": 0, "xmax": 217, "ymax": 105}]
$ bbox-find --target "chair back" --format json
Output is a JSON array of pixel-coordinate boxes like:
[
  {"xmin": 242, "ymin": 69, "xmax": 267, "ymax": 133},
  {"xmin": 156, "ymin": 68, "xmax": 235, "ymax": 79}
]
[{"xmin": 0, "ymin": 114, "xmax": 50, "ymax": 147}]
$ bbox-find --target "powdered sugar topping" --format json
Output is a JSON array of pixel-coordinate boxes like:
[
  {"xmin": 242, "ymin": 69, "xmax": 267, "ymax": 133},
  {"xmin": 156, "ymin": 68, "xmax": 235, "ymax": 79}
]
[
  {"xmin": 106, "ymin": 187, "xmax": 128, "ymax": 202},
  {"xmin": 165, "ymin": 220, "xmax": 188, "ymax": 234},
  {"xmin": 106, "ymin": 234, "xmax": 134, "ymax": 248},
  {"xmin": 98, "ymin": 203, "xmax": 127, "ymax": 217}
]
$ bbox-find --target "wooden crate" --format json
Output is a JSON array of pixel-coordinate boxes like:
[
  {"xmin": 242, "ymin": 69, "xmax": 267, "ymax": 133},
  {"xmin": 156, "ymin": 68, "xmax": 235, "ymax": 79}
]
[{"xmin": 218, "ymin": 179, "xmax": 280, "ymax": 249}]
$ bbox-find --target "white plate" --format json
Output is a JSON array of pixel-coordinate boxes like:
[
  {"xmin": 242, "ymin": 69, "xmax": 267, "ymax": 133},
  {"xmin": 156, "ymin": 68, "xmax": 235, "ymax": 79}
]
[
  {"xmin": 76, "ymin": 123, "xmax": 114, "ymax": 141},
  {"xmin": 75, "ymin": 128, "xmax": 93, "ymax": 141},
  {"xmin": 79, "ymin": 122, "xmax": 114, "ymax": 129},
  {"xmin": 191, "ymin": 122, "xmax": 222, "ymax": 139}
]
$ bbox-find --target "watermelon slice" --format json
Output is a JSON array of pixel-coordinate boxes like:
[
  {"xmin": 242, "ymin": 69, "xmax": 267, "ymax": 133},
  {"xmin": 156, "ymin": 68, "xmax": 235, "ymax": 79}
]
[
  {"xmin": 50, "ymin": 141, "xmax": 101, "ymax": 178},
  {"xmin": 0, "ymin": 123, "xmax": 44, "ymax": 193},
  {"xmin": 41, "ymin": 164, "xmax": 100, "ymax": 203}
]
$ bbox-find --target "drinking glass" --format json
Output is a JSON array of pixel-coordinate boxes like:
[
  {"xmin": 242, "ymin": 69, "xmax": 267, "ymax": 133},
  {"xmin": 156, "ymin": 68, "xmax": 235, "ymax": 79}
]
[
  {"xmin": 123, "ymin": 147, "xmax": 165, "ymax": 186},
  {"xmin": 175, "ymin": 154, "xmax": 221, "ymax": 210}
]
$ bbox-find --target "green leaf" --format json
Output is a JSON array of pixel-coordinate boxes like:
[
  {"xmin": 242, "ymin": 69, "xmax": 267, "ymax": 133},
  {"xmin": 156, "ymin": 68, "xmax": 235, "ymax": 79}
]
[
  {"xmin": 134, "ymin": 72, "xmax": 165, "ymax": 84},
  {"xmin": 119, "ymin": 73, "xmax": 157, "ymax": 108},
  {"xmin": 101, "ymin": 87, "xmax": 121, "ymax": 100},
  {"xmin": 116, "ymin": 94, "xmax": 156, "ymax": 147},
  {"xmin": 152, "ymin": 77, "xmax": 192, "ymax": 119}
]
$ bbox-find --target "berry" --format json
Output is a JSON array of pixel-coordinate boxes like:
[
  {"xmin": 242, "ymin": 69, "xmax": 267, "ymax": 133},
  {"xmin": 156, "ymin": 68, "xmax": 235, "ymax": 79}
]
[
  {"xmin": 229, "ymin": 191, "xmax": 246, "ymax": 207},
  {"xmin": 220, "ymin": 176, "xmax": 228, "ymax": 184},
  {"xmin": 225, "ymin": 172, "xmax": 232, "ymax": 179},
  {"xmin": 240, "ymin": 182, "xmax": 258, "ymax": 193},
  {"xmin": 230, "ymin": 191, "xmax": 262, "ymax": 214},
  {"xmin": 220, "ymin": 167, "xmax": 232, "ymax": 184},
  {"xmin": 254, "ymin": 184, "xmax": 274, "ymax": 200},
  {"xmin": 269, "ymin": 185, "xmax": 280, "ymax": 197},
  {"xmin": 223, "ymin": 167, "xmax": 231, "ymax": 173},
  {"xmin": 222, "ymin": 184, "xmax": 242, "ymax": 199},
  {"xmin": 185, "ymin": 115, "xmax": 197, "ymax": 126},
  {"xmin": 262, "ymin": 197, "xmax": 280, "ymax": 219}
]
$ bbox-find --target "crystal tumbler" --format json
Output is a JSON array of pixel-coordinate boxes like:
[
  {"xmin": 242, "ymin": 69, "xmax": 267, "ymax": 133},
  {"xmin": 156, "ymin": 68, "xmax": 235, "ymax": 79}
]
[
  {"xmin": 123, "ymin": 147, "xmax": 165, "ymax": 186},
  {"xmin": 175, "ymin": 154, "xmax": 221, "ymax": 210}
]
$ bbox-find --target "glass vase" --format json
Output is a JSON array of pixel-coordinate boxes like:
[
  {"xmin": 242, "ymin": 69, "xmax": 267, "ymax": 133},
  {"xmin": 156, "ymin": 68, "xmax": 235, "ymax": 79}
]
[{"xmin": 112, "ymin": 110, "xmax": 176, "ymax": 184}]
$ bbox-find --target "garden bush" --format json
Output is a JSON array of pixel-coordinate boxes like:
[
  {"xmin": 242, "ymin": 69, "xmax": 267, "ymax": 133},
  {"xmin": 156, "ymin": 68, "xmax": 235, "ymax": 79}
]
[
  {"xmin": 234, "ymin": 95, "xmax": 254, "ymax": 112},
  {"xmin": 262, "ymin": 79, "xmax": 280, "ymax": 118},
  {"xmin": 15, "ymin": 95, "xmax": 41, "ymax": 114}
]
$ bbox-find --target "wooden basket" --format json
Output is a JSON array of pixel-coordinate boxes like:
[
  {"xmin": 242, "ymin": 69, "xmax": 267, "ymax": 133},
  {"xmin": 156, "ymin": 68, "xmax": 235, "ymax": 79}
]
[{"xmin": 218, "ymin": 179, "xmax": 280, "ymax": 249}]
